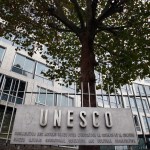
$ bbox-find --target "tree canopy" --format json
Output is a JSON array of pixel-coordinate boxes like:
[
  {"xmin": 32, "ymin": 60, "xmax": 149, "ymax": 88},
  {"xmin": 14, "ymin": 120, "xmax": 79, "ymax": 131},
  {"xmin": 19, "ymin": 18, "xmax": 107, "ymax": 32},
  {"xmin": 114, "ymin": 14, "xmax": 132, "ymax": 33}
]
[{"xmin": 0, "ymin": 0, "xmax": 149, "ymax": 90}]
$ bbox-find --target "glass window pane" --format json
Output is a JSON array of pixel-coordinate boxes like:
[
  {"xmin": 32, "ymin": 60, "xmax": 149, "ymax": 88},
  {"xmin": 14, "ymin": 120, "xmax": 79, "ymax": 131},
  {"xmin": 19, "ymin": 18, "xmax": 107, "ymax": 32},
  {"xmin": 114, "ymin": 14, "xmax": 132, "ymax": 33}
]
[
  {"xmin": 57, "ymin": 94, "xmax": 61, "ymax": 106},
  {"xmin": 130, "ymin": 98, "xmax": 136, "ymax": 108},
  {"xmin": 97, "ymin": 96, "xmax": 103, "ymax": 107},
  {"xmin": 35, "ymin": 63, "xmax": 48, "ymax": 76},
  {"xmin": 147, "ymin": 118, "xmax": 150, "ymax": 127},
  {"xmin": 3, "ymin": 77, "xmax": 13, "ymax": 94},
  {"xmin": 143, "ymin": 116, "xmax": 149, "ymax": 132},
  {"xmin": 18, "ymin": 81, "xmax": 26, "ymax": 98},
  {"xmin": 143, "ymin": 99, "xmax": 149, "ymax": 111},
  {"xmin": 61, "ymin": 95, "xmax": 68, "ymax": 107},
  {"xmin": 136, "ymin": 98, "xmax": 143, "ymax": 109},
  {"xmin": 145, "ymin": 86, "xmax": 150, "ymax": 96},
  {"xmin": 68, "ymin": 98, "xmax": 74, "ymax": 107},
  {"xmin": 13, "ymin": 54, "xmax": 25, "ymax": 69},
  {"xmin": 0, "ymin": 74, "xmax": 5, "ymax": 90},
  {"xmin": 9, "ymin": 95, "xmax": 15, "ymax": 103},
  {"xmin": 10, "ymin": 79, "xmax": 19, "ymax": 96},
  {"xmin": 110, "ymin": 96, "xmax": 116, "ymax": 103},
  {"xmin": 0, "ymin": 46, "xmax": 5, "ymax": 63},
  {"xmin": 24, "ymin": 58, "xmax": 35, "ymax": 73},
  {"xmin": 16, "ymin": 97, "xmax": 23, "ymax": 104},
  {"xmin": 138, "ymin": 85, "xmax": 145, "ymax": 95},
  {"xmin": 134, "ymin": 115, "xmax": 139, "ymax": 126},
  {"xmin": 104, "ymin": 100, "xmax": 110, "ymax": 108},
  {"xmin": 125, "ymin": 97, "xmax": 130, "ymax": 108},
  {"xmin": 0, "ymin": 74, "xmax": 26, "ymax": 104},
  {"xmin": 38, "ymin": 88, "xmax": 46, "ymax": 104},
  {"xmin": 1, "ymin": 93, "xmax": 8, "ymax": 101},
  {"xmin": 133, "ymin": 115, "xmax": 141, "ymax": 131},
  {"xmin": 46, "ymin": 90, "xmax": 53, "ymax": 106}
]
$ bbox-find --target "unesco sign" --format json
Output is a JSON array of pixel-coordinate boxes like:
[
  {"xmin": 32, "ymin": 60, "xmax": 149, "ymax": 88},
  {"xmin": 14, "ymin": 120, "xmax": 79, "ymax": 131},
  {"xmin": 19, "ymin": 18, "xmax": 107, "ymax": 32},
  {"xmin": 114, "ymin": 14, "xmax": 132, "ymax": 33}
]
[{"xmin": 11, "ymin": 106, "xmax": 138, "ymax": 145}]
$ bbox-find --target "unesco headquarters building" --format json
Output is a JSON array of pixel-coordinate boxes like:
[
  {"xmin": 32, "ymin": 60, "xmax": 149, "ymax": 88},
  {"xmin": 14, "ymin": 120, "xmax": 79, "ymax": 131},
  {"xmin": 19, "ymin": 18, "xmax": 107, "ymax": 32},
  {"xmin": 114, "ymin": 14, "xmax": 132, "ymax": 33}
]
[{"xmin": 0, "ymin": 38, "xmax": 150, "ymax": 150}]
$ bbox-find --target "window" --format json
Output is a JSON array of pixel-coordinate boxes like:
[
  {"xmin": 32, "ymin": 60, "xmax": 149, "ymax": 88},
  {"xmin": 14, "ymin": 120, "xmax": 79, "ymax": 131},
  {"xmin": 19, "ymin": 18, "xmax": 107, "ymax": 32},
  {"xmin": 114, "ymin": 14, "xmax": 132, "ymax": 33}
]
[
  {"xmin": 129, "ymin": 98, "xmax": 136, "ymax": 110},
  {"xmin": 36, "ymin": 87, "xmax": 74, "ymax": 107},
  {"xmin": 138, "ymin": 85, "xmax": 145, "ymax": 96},
  {"xmin": 136, "ymin": 98, "xmax": 143, "ymax": 111},
  {"xmin": 97, "ymin": 96, "xmax": 104, "ymax": 107},
  {"xmin": 143, "ymin": 116, "xmax": 149, "ymax": 132},
  {"xmin": 102, "ymin": 96, "xmax": 110, "ymax": 108},
  {"xmin": 143, "ymin": 99, "xmax": 149, "ymax": 112},
  {"xmin": 133, "ymin": 115, "xmax": 141, "ymax": 131},
  {"xmin": 0, "ymin": 105, "xmax": 16, "ymax": 139},
  {"xmin": 36, "ymin": 87, "xmax": 53, "ymax": 106},
  {"xmin": 144, "ymin": 85, "xmax": 150, "ymax": 96},
  {"xmin": 126, "ymin": 85, "xmax": 133, "ymax": 94},
  {"xmin": 116, "ymin": 96, "xmax": 122, "ymax": 108},
  {"xmin": 12, "ymin": 54, "xmax": 53, "ymax": 85},
  {"xmin": 12, "ymin": 54, "xmax": 35, "ymax": 78},
  {"xmin": 110, "ymin": 96, "xmax": 117, "ymax": 108},
  {"xmin": 57, "ymin": 94, "xmax": 74, "ymax": 107},
  {"xmin": 136, "ymin": 98, "xmax": 149, "ymax": 112},
  {"xmin": 35, "ymin": 62, "xmax": 53, "ymax": 86},
  {"xmin": 134, "ymin": 84, "xmax": 145, "ymax": 96},
  {"xmin": 0, "ymin": 73, "xmax": 26, "ymax": 104},
  {"xmin": 124, "ymin": 97, "xmax": 130, "ymax": 108},
  {"xmin": 35, "ymin": 62, "xmax": 48, "ymax": 77},
  {"xmin": 0, "ymin": 46, "xmax": 5, "ymax": 66}
]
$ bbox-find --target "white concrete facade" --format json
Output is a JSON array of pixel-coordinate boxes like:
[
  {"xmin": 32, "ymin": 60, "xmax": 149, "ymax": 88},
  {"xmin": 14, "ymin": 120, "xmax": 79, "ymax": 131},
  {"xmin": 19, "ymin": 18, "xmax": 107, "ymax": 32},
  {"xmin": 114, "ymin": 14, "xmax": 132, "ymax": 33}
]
[{"xmin": 0, "ymin": 38, "xmax": 77, "ymax": 107}]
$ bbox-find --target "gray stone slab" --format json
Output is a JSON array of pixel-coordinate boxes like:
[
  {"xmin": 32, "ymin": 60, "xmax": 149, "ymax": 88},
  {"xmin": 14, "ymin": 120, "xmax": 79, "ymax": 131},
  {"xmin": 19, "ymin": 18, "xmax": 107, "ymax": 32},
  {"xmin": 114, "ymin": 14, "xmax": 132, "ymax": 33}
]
[{"xmin": 11, "ymin": 106, "xmax": 138, "ymax": 145}]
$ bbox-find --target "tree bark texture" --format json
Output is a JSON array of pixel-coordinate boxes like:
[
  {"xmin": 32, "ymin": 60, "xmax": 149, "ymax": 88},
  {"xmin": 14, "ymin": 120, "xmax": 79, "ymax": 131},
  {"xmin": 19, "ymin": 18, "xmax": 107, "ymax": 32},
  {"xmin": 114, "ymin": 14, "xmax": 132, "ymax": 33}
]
[
  {"xmin": 79, "ymin": 31, "xmax": 97, "ymax": 107},
  {"xmin": 79, "ymin": 32, "xmax": 100, "ymax": 150}
]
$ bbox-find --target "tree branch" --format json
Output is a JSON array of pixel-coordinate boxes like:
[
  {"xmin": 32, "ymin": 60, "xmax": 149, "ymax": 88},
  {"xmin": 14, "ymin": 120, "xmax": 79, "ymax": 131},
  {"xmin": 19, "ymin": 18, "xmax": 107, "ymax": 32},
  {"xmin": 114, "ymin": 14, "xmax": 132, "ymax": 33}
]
[
  {"xmin": 96, "ymin": 19, "xmax": 148, "ymax": 35},
  {"xmin": 91, "ymin": 0, "xmax": 99, "ymax": 19},
  {"xmin": 97, "ymin": 0, "xmax": 126, "ymax": 23},
  {"xmin": 86, "ymin": 0, "xmax": 93, "ymax": 28},
  {"xmin": 48, "ymin": 22, "xmax": 72, "ymax": 32},
  {"xmin": 97, "ymin": 24, "xmax": 125, "ymax": 34},
  {"xmin": 70, "ymin": 0, "xmax": 85, "ymax": 28},
  {"xmin": 48, "ymin": 0, "xmax": 80, "ymax": 34}
]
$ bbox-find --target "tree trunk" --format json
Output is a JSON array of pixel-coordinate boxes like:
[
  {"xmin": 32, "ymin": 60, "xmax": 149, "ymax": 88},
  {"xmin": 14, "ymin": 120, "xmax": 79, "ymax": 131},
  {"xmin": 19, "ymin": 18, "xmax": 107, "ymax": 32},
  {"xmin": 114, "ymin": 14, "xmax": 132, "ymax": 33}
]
[
  {"xmin": 79, "ymin": 31, "xmax": 97, "ymax": 107},
  {"xmin": 79, "ymin": 145, "xmax": 100, "ymax": 150},
  {"xmin": 79, "ymin": 31, "xmax": 100, "ymax": 150}
]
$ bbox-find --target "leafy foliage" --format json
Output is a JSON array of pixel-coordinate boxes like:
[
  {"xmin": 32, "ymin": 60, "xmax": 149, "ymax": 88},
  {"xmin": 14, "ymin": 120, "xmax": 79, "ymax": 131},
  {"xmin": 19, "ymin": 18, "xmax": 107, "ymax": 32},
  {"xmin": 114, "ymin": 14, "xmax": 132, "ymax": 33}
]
[{"xmin": 0, "ymin": 0, "xmax": 149, "ymax": 89}]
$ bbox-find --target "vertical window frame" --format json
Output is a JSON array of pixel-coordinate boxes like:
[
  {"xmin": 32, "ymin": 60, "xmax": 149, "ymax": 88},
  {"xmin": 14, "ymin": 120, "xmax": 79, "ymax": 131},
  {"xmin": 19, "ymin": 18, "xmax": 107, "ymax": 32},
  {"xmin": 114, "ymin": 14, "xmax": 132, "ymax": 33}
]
[{"xmin": 0, "ymin": 45, "xmax": 6, "ymax": 67}]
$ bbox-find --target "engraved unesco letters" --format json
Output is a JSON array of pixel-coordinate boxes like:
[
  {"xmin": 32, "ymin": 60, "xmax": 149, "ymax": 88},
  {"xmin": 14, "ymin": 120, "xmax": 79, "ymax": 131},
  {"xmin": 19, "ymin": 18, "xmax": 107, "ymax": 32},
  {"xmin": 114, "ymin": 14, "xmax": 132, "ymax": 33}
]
[{"xmin": 40, "ymin": 109, "xmax": 113, "ymax": 129}]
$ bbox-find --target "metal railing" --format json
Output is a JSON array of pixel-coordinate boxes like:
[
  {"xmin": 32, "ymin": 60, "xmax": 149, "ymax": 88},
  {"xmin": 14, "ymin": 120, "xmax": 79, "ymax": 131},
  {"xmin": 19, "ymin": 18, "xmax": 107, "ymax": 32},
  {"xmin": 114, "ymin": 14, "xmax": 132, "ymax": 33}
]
[{"xmin": 0, "ymin": 74, "xmax": 150, "ymax": 149}]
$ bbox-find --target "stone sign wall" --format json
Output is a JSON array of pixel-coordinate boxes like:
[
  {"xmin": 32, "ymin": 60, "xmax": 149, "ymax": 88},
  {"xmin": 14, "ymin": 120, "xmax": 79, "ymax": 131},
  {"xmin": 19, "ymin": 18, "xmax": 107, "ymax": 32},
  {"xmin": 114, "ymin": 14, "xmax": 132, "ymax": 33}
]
[{"xmin": 11, "ymin": 106, "xmax": 138, "ymax": 146}]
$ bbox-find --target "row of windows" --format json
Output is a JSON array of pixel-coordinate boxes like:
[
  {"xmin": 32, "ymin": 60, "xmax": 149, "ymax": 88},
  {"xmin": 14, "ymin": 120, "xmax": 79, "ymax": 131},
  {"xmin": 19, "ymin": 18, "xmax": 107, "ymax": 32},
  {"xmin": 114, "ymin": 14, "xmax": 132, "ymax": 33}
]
[
  {"xmin": 97, "ymin": 95, "xmax": 122, "ymax": 108},
  {"xmin": 1, "ymin": 45, "xmax": 150, "ymax": 109},
  {"xmin": 0, "ymin": 46, "xmax": 75, "ymax": 107},
  {"xmin": 36, "ymin": 86, "xmax": 74, "ymax": 107},
  {"xmin": 0, "ymin": 46, "xmax": 52, "ymax": 86},
  {"xmin": 12, "ymin": 53, "xmax": 53, "ymax": 86},
  {"xmin": 133, "ymin": 115, "xmax": 150, "ymax": 133},
  {"xmin": 121, "ymin": 84, "xmax": 150, "ymax": 96},
  {"xmin": 0, "ymin": 74, "xmax": 26, "ymax": 104},
  {"xmin": 1, "ymin": 45, "xmax": 150, "ymax": 96},
  {"xmin": 143, "ymin": 116, "xmax": 150, "ymax": 133},
  {"xmin": 0, "ymin": 73, "xmax": 74, "ymax": 107},
  {"xmin": 0, "ymin": 105, "xmax": 16, "ymax": 138}
]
